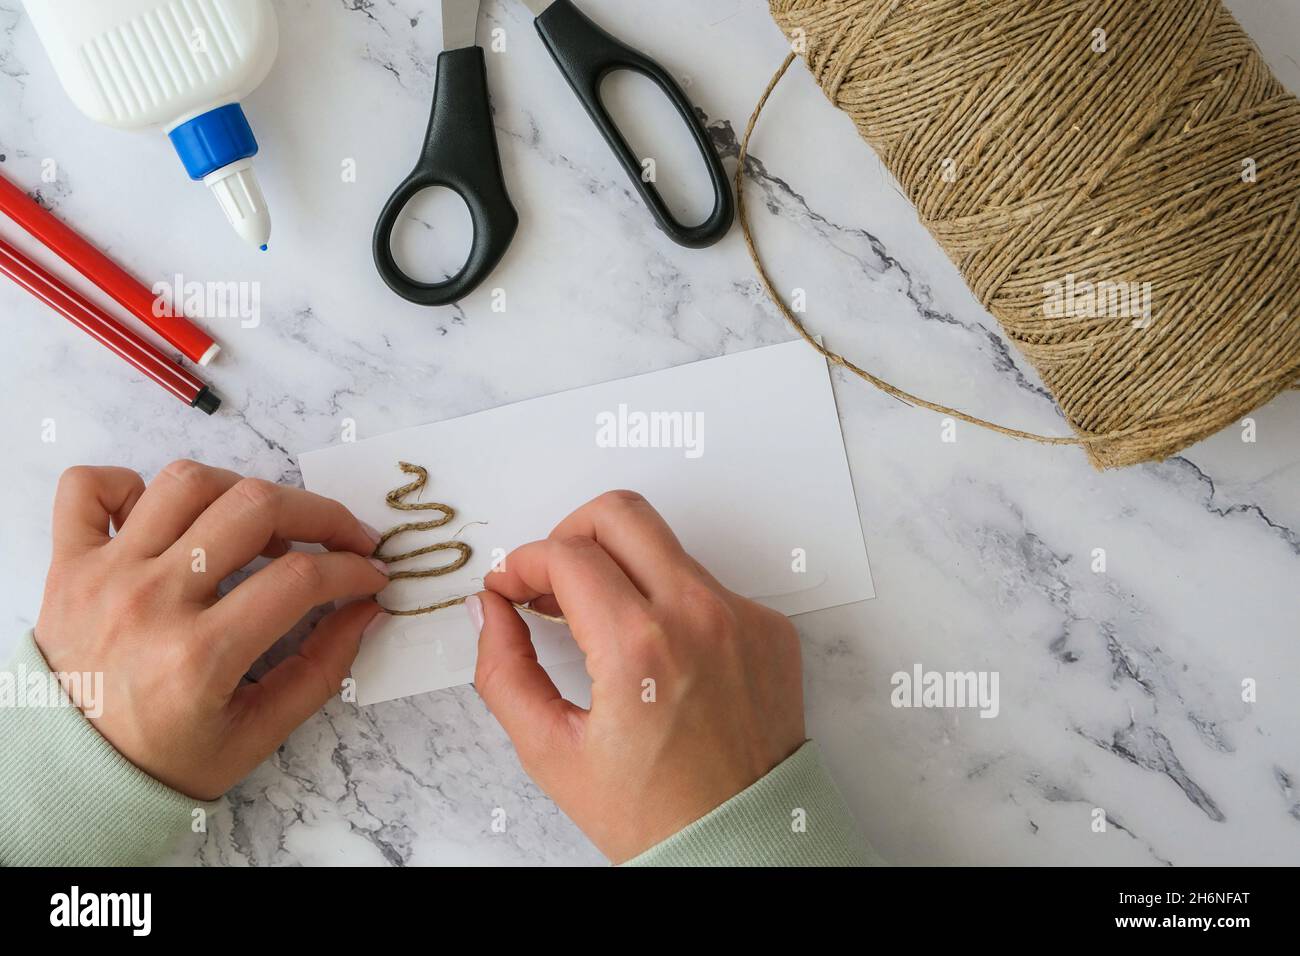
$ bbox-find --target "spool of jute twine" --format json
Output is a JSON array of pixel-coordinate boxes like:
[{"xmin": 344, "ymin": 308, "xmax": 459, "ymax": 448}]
[{"xmin": 739, "ymin": 0, "xmax": 1300, "ymax": 469}]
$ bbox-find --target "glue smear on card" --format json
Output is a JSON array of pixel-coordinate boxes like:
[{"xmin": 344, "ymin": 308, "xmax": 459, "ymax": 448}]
[
  {"xmin": 377, "ymin": 626, "xmax": 476, "ymax": 672},
  {"xmin": 742, "ymin": 572, "xmax": 830, "ymax": 603}
]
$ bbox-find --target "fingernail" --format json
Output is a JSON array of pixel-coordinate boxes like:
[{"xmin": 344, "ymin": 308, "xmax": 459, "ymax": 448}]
[
  {"xmin": 362, "ymin": 610, "xmax": 390, "ymax": 641},
  {"xmin": 368, "ymin": 557, "xmax": 390, "ymax": 577},
  {"xmin": 360, "ymin": 521, "xmax": 383, "ymax": 547},
  {"xmin": 464, "ymin": 594, "xmax": 485, "ymax": 634}
]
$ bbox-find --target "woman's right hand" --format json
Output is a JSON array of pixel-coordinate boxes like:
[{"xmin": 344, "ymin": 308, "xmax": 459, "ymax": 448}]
[{"xmin": 470, "ymin": 490, "xmax": 806, "ymax": 863}]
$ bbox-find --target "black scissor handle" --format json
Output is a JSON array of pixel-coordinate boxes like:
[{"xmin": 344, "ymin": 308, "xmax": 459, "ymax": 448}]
[
  {"xmin": 373, "ymin": 46, "xmax": 519, "ymax": 306},
  {"xmin": 534, "ymin": 0, "xmax": 733, "ymax": 249}
]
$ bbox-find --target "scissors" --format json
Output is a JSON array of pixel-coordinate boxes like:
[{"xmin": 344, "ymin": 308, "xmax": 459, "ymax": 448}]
[{"xmin": 373, "ymin": 0, "xmax": 735, "ymax": 306}]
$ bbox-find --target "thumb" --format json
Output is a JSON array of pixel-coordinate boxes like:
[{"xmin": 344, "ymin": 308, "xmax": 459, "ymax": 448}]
[
  {"xmin": 235, "ymin": 599, "xmax": 379, "ymax": 747},
  {"xmin": 471, "ymin": 591, "xmax": 583, "ymax": 766}
]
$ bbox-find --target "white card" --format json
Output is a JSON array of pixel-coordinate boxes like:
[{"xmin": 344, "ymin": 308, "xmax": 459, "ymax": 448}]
[{"xmin": 299, "ymin": 340, "xmax": 874, "ymax": 705}]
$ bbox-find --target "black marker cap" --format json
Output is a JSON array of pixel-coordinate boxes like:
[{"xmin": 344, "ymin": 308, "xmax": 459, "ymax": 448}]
[{"xmin": 192, "ymin": 387, "xmax": 222, "ymax": 415}]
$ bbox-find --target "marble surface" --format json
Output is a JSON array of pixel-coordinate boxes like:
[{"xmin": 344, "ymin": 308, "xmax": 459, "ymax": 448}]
[{"xmin": 1, "ymin": 0, "xmax": 1297, "ymax": 866}]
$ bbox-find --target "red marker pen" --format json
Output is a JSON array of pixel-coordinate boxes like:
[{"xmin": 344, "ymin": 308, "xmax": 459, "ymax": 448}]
[{"xmin": 0, "ymin": 170, "xmax": 220, "ymax": 365}]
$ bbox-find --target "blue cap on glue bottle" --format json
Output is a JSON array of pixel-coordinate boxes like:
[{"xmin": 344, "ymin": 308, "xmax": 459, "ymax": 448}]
[{"xmin": 169, "ymin": 104, "xmax": 271, "ymax": 252}]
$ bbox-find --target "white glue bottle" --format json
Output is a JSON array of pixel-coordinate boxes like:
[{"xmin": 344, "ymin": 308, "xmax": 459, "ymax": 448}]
[{"xmin": 22, "ymin": 0, "xmax": 279, "ymax": 250}]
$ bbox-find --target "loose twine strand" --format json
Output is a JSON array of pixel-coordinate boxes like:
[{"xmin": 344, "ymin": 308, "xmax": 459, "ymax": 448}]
[
  {"xmin": 739, "ymin": 53, "xmax": 1084, "ymax": 447},
  {"xmin": 372, "ymin": 461, "xmax": 565, "ymax": 623},
  {"xmin": 741, "ymin": 0, "xmax": 1300, "ymax": 469}
]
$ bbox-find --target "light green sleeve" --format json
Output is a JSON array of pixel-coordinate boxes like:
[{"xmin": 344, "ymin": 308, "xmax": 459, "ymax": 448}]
[
  {"xmin": 624, "ymin": 741, "xmax": 885, "ymax": 867},
  {"xmin": 0, "ymin": 631, "xmax": 198, "ymax": 866},
  {"xmin": 3, "ymin": 631, "xmax": 883, "ymax": 867}
]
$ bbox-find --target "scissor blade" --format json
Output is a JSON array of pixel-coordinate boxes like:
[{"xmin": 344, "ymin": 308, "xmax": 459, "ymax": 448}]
[
  {"xmin": 441, "ymin": 0, "xmax": 481, "ymax": 50},
  {"xmin": 520, "ymin": 0, "xmax": 556, "ymax": 16}
]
